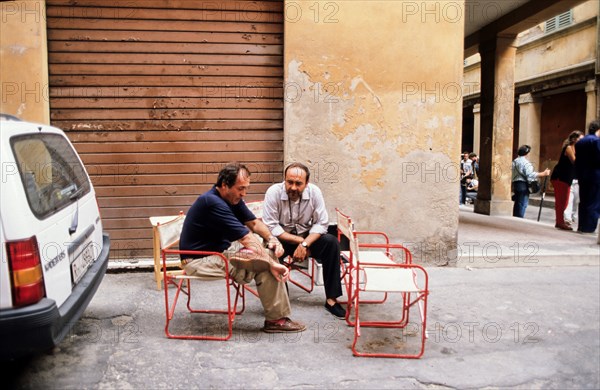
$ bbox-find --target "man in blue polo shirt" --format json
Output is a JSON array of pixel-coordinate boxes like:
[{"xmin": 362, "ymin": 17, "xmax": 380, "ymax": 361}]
[{"xmin": 179, "ymin": 163, "xmax": 305, "ymax": 333}]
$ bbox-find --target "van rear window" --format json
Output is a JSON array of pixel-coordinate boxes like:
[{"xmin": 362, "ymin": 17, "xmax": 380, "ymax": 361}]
[{"xmin": 11, "ymin": 133, "xmax": 91, "ymax": 219}]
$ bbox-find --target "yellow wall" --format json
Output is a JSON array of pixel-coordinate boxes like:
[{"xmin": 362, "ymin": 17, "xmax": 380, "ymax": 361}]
[
  {"xmin": 515, "ymin": 22, "xmax": 596, "ymax": 83},
  {"xmin": 0, "ymin": 0, "xmax": 49, "ymax": 123},
  {"xmin": 284, "ymin": 0, "xmax": 465, "ymax": 263},
  {"xmin": 463, "ymin": 55, "xmax": 481, "ymax": 97}
]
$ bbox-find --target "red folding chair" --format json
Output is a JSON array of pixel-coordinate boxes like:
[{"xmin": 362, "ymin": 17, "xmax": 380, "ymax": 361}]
[
  {"xmin": 283, "ymin": 256, "xmax": 316, "ymax": 293},
  {"xmin": 337, "ymin": 229, "xmax": 390, "ymax": 316},
  {"xmin": 156, "ymin": 214, "xmax": 245, "ymax": 341},
  {"xmin": 336, "ymin": 209, "xmax": 429, "ymax": 358}
]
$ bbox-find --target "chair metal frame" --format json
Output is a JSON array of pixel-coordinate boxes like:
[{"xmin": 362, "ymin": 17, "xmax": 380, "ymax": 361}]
[
  {"xmin": 336, "ymin": 209, "xmax": 429, "ymax": 358},
  {"xmin": 338, "ymin": 231, "xmax": 390, "ymax": 312},
  {"xmin": 283, "ymin": 256, "xmax": 316, "ymax": 293},
  {"xmin": 156, "ymin": 215, "xmax": 245, "ymax": 341}
]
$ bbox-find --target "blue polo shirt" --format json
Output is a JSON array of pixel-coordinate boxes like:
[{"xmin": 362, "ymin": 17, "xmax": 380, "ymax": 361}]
[{"xmin": 179, "ymin": 186, "xmax": 256, "ymax": 256}]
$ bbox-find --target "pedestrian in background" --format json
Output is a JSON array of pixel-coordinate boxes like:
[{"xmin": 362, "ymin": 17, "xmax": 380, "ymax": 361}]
[
  {"xmin": 512, "ymin": 145, "xmax": 550, "ymax": 218},
  {"xmin": 469, "ymin": 152, "xmax": 479, "ymax": 178},
  {"xmin": 574, "ymin": 120, "xmax": 600, "ymax": 234},
  {"xmin": 564, "ymin": 178, "xmax": 580, "ymax": 227},
  {"xmin": 551, "ymin": 130, "xmax": 584, "ymax": 230},
  {"xmin": 460, "ymin": 152, "xmax": 473, "ymax": 205}
]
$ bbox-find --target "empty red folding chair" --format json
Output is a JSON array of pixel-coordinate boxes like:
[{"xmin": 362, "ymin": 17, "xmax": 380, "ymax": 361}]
[{"xmin": 336, "ymin": 209, "xmax": 429, "ymax": 358}]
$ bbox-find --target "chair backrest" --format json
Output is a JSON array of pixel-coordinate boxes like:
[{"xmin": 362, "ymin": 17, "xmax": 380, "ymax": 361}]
[
  {"xmin": 245, "ymin": 200, "xmax": 264, "ymax": 219},
  {"xmin": 335, "ymin": 209, "xmax": 360, "ymax": 266},
  {"xmin": 156, "ymin": 213, "xmax": 185, "ymax": 250}
]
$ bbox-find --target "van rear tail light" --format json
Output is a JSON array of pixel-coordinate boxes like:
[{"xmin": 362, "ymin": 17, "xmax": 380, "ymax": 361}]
[{"xmin": 7, "ymin": 237, "xmax": 46, "ymax": 307}]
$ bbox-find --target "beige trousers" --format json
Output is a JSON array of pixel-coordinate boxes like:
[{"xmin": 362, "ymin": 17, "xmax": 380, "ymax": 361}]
[{"xmin": 182, "ymin": 242, "xmax": 291, "ymax": 321}]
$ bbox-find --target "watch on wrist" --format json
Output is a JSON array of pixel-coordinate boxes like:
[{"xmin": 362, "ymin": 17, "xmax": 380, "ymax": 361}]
[{"xmin": 301, "ymin": 241, "xmax": 308, "ymax": 248}]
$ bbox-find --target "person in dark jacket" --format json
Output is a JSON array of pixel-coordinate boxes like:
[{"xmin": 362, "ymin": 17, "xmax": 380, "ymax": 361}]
[{"xmin": 574, "ymin": 120, "xmax": 600, "ymax": 234}]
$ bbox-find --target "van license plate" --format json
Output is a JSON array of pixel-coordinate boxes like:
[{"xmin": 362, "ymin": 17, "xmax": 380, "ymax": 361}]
[{"xmin": 71, "ymin": 242, "xmax": 96, "ymax": 284}]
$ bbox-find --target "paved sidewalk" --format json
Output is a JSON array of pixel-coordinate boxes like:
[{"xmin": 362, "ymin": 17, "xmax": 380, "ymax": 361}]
[
  {"xmin": 3, "ymin": 206, "xmax": 599, "ymax": 389},
  {"xmin": 457, "ymin": 204, "xmax": 599, "ymax": 268},
  {"xmin": 5, "ymin": 266, "xmax": 599, "ymax": 389}
]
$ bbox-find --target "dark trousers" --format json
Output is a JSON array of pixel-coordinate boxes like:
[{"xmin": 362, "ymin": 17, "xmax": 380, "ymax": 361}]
[
  {"xmin": 578, "ymin": 178, "xmax": 600, "ymax": 233},
  {"xmin": 512, "ymin": 181, "xmax": 529, "ymax": 218},
  {"xmin": 279, "ymin": 234, "xmax": 343, "ymax": 300},
  {"xmin": 460, "ymin": 184, "xmax": 467, "ymax": 204}
]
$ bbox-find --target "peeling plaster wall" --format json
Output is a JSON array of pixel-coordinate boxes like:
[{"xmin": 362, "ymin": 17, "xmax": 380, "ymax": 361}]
[
  {"xmin": 0, "ymin": 0, "xmax": 49, "ymax": 123},
  {"xmin": 284, "ymin": 1, "xmax": 464, "ymax": 265}
]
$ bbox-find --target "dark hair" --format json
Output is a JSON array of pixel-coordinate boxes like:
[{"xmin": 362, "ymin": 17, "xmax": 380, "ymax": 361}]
[
  {"xmin": 284, "ymin": 162, "xmax": 310, "ymax": 182},
  {"xmin": 517, "ymin": 145, "xmax": 531, "ymax": 156},
  {"xmin": 468, "ymin": 152, "xmax": 477, "ymax": 158},
  {"xmin": 563, "ymin": 130, "xmax": 584, "ymax": 147},
  {"xmin": 588, "ymin": 120, "xmax": 600, "ymax": 134},
  {"xmin": 216, "ymin": 163, "xmax": 250, "ymax": 187}
]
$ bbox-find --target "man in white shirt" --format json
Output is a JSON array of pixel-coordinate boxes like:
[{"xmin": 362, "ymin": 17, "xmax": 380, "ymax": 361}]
[{"xmin": 262, "ymin": 163, "xmax": 346, "ymax": 319}]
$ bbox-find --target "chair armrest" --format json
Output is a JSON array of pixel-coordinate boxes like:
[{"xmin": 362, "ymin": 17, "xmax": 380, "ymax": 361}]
[
  {"xmin": 356, "ymin": 242, "xmax": 413, "ymax": 264},
  {"xmin": 354, "ymin": 230, "xmax": 390, "ymax": 245}
]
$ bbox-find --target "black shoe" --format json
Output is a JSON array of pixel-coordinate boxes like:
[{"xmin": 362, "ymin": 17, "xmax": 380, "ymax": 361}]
[{"xmin": 325, "ymin": 302, "xmax": 346, "ymax": 319}]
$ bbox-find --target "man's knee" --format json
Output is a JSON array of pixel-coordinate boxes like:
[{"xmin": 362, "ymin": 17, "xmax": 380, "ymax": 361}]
[
  {"xmin": 183, "ymin": 256, "xmax": 227, "ymax": 278},
  {"xmin": 313, "ymin": 234, "xmax": 340, "ymax": 263},
  {"xmin": 319, "ymin": 233, "xmax": 340, "ymax": 248}
]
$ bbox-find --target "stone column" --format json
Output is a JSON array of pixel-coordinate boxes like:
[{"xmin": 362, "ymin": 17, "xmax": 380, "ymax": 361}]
[
  {"xmin": 474, "ymin": 35, "xmax": 517, "ymax": 216},
  {"xmin": 517, "ymin": 93, "xmax": 542, "ymax": 170},
  {"xmin": 585, "ymin": 79, "xmax": 598, "ymax": 124},
  {"xmin": 472, "ymin": 104, "xmax": 481, "ymax": 155}
]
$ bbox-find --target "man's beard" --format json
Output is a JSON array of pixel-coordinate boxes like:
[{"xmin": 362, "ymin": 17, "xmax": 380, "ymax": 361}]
[{"xmin": 287, "ymin": 190, "xmax": 301, "ymax": 201}]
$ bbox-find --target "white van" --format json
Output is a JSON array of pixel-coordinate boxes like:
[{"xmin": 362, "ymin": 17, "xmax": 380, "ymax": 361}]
[{"xmin": 0, "ymin": 115, "xmax": 110, "ymax": 360}]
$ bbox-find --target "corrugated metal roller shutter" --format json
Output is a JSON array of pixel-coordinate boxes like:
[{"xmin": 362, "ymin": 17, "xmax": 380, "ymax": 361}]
[{"xmin": 46, "ymin": 0, "xmax": 284, "ymax": 260}]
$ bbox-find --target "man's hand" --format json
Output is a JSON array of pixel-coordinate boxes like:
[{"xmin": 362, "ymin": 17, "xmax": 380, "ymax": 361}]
[
  {"xmin": 292, "ymin": 245, "xmax": 308, "ymax": 263},
  {"xmin": 267, "ymin": 236, "xmax": 284, "ymax": 258},
  {"xmin": 269, "ymin": 262, "xmax": 290, "ymax": 282}
]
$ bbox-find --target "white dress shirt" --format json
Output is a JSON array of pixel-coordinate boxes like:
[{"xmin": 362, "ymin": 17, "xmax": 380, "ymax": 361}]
[{"xmin": 262, "ymin": 182, "xmax": 329, "ymax": 238}]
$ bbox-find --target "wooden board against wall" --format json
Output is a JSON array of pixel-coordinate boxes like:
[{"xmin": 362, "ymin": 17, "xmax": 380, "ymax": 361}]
[{"xmin": 46, "ymin": 0, "xmax": 284, "ymax": 261}]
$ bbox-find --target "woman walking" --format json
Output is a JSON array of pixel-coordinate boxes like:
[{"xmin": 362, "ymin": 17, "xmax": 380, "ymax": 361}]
[
  {"xmin": 512, "ymin": 145, "xmax": 550, "ymax": 218},
  {"xmin": 551, "ymin": 131, "xmax": 584, "ymax": 230}
]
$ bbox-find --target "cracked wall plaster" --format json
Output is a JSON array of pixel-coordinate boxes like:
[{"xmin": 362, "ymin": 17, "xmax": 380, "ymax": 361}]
[{"xmin": 284, "ymin": 1, "xmax": 463, "ymax": 264}]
